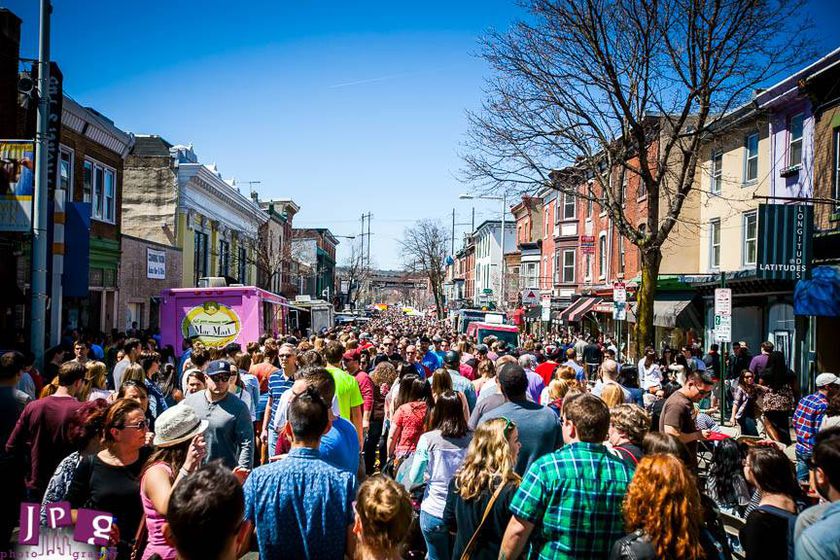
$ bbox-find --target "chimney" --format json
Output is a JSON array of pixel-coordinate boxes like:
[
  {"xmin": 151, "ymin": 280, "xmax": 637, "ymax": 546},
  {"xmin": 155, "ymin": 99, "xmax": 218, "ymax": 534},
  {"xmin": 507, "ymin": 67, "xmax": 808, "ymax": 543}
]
[{"xmin": 0, "ymin": 9, "xmax": 22, "ymax": 138}]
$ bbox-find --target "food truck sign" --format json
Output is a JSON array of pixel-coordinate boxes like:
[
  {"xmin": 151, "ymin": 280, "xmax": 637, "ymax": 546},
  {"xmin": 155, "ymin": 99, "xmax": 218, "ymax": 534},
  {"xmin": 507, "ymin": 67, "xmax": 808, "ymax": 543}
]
[{"xmin": 181, "ymin": 301, "xmax": 242, "ymax": 347}]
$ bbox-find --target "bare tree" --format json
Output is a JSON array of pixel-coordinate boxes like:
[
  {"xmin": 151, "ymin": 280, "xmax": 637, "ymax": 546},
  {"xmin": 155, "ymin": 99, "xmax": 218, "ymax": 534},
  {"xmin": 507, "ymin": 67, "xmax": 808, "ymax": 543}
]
[
  {"xmin": 399, "ymin": 219, "xmax": 449, "ymax": 318},
  {"xmin": 463, "ymin": 0, "xmax": 810, "ymax": 354}
]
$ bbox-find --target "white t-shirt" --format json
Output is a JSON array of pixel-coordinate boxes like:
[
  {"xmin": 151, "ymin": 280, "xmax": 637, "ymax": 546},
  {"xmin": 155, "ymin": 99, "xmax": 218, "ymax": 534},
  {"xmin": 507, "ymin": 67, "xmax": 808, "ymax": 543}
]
[
  {"xmin": 638, "ymin": 359, "xmax": 663, "ymax": 390},
  {"xmin": 273, "ymin": 387, "xmax": 341, "ymax": 432}
]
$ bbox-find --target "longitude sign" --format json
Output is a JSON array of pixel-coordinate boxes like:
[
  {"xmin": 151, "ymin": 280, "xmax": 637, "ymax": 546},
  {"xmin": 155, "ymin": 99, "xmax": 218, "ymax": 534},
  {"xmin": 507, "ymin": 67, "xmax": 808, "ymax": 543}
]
[{"xmin": 756, "ymin": 203, "xmax": 813, "ymax": 280}]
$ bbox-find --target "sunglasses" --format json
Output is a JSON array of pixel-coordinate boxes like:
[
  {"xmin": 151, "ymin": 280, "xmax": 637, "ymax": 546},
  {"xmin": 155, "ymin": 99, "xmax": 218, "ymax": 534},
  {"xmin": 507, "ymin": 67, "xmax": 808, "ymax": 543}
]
[
  {"xmin": 120, "ymin": 419, "xmax": 149, "ymax": 430},
  {"xmin": 209, "ymin": 373, "xmax": 232, "ymax": 383},
  {"xmin": 501, "ymin": 416, "xmax": 517, "ymax": 436}
]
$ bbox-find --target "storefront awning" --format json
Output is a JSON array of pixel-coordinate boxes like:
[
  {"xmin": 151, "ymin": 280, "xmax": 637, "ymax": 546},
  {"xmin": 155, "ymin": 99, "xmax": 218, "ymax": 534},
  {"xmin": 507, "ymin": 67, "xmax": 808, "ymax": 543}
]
[
  {"xmin": 653, "ymin": 298, "xmax": 700, "ymax": 329},
  {"xmin": 560, "ymin": 297, "xmax": 602, "ymax": 323},
  {"xmin": 794, "ymin": 266, "xmax": 840, "ymax": 317}
]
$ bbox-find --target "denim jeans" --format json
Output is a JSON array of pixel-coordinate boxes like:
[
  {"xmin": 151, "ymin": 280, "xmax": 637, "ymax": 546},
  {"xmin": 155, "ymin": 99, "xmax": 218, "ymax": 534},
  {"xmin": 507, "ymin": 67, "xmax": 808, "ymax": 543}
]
[
  {"xmin": 796, "ymin": 450, "xmax": 812, "ymax": 482},
  {"xmin": 737, "ymin": 414, "xmax": 759, "ymax": 437},
  {"xmin": 419, "ymin": 510, "xmax": 450, "ymax": 560}
]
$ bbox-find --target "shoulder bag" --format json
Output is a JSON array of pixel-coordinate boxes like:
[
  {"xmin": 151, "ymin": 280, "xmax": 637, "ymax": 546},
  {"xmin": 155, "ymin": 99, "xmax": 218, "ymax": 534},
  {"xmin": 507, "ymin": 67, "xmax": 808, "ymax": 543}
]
[{"xmin": 460, "ymin": 481, "xmax": 506, "ymax": 560}]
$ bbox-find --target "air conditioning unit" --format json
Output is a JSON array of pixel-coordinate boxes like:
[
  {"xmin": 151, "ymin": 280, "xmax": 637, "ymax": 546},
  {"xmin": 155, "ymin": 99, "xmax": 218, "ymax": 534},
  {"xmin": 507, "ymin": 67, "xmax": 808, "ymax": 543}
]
[{"xmin": 198, "ymin": 277, "xmax": 227, "ymax": 288}]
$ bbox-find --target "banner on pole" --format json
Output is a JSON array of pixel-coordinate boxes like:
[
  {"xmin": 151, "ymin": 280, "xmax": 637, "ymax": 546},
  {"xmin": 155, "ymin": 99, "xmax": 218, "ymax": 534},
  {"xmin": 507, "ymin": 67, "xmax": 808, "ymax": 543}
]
[{"xmin": 0, "ymin": 140, "xmax": 35, "ymax": 232}]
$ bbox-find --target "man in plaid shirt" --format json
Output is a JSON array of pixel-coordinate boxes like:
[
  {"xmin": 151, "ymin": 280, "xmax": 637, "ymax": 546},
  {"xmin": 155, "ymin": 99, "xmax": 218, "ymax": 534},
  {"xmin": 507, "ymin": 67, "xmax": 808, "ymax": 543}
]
[
  {"xmin": 500, "ymin": 393, "xmax": 633, "ymax": 560},
  {"xmin": 793, "ymin": 372, "xmax": 840, "ymax": 481}
]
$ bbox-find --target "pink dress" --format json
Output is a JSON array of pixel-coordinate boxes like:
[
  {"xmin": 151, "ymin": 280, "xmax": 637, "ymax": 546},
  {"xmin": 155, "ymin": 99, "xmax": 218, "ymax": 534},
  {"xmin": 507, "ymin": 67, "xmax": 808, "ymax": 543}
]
[{"xmin": 140, "ymin": 463, "xmax": 177, "ymax": 560}]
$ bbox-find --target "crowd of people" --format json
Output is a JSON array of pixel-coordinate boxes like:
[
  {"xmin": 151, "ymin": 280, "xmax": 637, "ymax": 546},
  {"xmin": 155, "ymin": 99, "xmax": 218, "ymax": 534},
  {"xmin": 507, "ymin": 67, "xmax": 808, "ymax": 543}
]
[{"xmin": 0, "ymin": 310, "xmax": 839, "ymax": 560}]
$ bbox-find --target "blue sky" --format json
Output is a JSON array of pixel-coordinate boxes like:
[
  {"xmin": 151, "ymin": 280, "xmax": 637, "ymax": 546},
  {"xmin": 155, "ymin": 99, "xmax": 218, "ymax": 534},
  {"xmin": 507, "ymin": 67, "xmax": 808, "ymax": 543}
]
[{"xmin": 6, "ymin": 0, "xmax": 840, "ymax": 269}]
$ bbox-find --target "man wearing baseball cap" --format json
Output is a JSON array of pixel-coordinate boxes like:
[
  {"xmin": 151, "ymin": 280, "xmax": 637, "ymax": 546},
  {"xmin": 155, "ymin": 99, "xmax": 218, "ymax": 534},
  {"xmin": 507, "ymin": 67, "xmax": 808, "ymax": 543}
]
[
  {"xmin": 793, "ymin": 373, "xmax": 840, "ymax": 481},
  {"xmin": 185, "ymin": 359, "xmax": 254, "ymax": 473}
]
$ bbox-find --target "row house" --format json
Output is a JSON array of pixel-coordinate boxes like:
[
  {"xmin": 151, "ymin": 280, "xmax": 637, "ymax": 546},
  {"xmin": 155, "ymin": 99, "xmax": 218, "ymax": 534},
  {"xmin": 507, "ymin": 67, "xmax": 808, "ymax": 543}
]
[
  {"xmin": 0, "ymin": 8, "xmax": 133, "ymax": 344},
  {"xmin": 547, "ymin": 116, "xmax": 702, "ymax": 347},
  {"xmin": 693, "ymin": 47, "xmax": 840, "ymax": 382},
  {"xmin": 291, "ymin": 228, "xmax": 339, "ymax": 301},
  {"xmin": 257, "ymin": 198, "xmax": 300, "ymax": 297},
  {"xmin": 472, "ymin": 219, "xmax": 516, "ymax": 307},
  {"xmin": 121, "ymin": 136, "xmax": 266, "ymax": 330},
  {"xmin": 509, "ymin": 196, "xmax": 543, "ymax": 310}
]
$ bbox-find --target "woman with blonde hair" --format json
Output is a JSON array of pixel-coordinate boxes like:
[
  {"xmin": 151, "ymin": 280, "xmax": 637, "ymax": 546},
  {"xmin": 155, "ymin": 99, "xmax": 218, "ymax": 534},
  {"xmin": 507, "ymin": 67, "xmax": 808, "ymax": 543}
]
[
  {"xmin": 443, "ymin": 417, "xmax": 521, "ymax": 560},
  {"xmin": 81, "ymin": 361, "xmax": 112, "ymax": 401},
  {"xmin": 601, "ymin": 383, "xmax": 625, "ymax": 409},
  {"xmin": 610, "ymin": 454, "xmax": 721, "ymax": 560},
  {"xmin": 354, "ymin": 476, "xmax": 413, "ymax": 560}
]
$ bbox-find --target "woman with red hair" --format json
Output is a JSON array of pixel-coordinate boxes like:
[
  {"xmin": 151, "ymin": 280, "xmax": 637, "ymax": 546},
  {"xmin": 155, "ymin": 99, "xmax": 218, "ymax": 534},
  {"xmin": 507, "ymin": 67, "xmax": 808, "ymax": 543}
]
[{"xmin": 609, "ymin": 454, "xmax": 725, "ymax": 559}]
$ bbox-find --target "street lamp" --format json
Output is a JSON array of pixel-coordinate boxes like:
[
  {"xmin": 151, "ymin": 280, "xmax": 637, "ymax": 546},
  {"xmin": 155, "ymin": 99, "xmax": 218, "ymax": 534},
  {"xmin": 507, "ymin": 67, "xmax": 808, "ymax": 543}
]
[{"xmin": 459, "ymin": 193, "xmax": 508, "ymax": 309}]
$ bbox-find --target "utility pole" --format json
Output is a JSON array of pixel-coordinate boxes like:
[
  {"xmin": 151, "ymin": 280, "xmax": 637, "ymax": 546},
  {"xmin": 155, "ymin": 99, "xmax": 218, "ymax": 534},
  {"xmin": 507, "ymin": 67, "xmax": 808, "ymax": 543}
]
[
  {"xmin": 451, "ymin": 208, "xmax": 456, "ymax": 257},
  {"xmin": 30, "ymin": 0, "xmax": 51, "ymax": 367}
]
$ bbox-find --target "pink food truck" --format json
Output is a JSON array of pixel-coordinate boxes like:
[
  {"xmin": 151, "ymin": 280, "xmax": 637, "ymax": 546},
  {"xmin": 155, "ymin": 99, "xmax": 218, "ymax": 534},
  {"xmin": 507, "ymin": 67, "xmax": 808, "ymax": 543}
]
[{"xmin": 159, "ymin": 286, "xmax": 289, "ymax": 350}]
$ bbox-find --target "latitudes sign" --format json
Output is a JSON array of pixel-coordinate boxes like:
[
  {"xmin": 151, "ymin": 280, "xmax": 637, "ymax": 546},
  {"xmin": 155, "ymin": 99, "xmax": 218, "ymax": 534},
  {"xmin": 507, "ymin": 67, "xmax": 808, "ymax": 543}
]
[{"xmin": 756, "ymin": 204, "xmax": 813, "ymax": 280}]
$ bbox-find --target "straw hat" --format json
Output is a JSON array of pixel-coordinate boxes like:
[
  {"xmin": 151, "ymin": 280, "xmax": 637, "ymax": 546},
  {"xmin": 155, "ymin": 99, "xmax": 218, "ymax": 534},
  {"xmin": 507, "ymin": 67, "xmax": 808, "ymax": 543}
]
[{"xmin": 152, "ymin": 404, "xmax": 208, "ymax": 447}]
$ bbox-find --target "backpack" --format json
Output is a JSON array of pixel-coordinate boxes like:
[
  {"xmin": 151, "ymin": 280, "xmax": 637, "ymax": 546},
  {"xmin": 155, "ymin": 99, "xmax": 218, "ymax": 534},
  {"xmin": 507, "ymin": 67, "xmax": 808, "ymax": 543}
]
[{"xmin": 756, "ymin": 504, "xmax": 797, "ymax": 560}]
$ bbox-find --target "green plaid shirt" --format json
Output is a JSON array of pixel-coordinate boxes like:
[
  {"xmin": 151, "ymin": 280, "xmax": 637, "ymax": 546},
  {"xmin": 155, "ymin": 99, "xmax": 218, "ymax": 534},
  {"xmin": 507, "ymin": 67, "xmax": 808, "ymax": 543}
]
[{"xmin": 510, "ymin": 441, "xmax": 633, "ymax": 559}]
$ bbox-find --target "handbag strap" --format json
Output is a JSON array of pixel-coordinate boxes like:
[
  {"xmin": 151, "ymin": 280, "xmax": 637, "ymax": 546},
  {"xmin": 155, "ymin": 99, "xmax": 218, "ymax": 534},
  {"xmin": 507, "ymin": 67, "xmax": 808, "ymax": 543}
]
[{"xmin": 460, "ymin": 481, "xmax": 506, "ymax": 560}]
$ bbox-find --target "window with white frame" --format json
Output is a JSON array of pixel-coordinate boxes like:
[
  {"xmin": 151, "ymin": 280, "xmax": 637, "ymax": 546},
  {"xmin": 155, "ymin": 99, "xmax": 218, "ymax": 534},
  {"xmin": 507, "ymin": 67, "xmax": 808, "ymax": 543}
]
[
  {"xmin": 586, "ymin": 196, "xmax": 593, "ymax": 218},
  {"xmin": 621, "ymin": 177, "xmax": 627, "ymax": 207},
  {"xmin": 710, "ymin": 219, "xmax": 721, "ymax": 269},
  {"xmin": 638, "ymin": 177, "xmax": 647, "ymax": 199},
  {"xmin": 710, "ymin": 151, "xmax": 722, "ymax": 194},
  {"xmin": 598, "ymin": 234, "xmax": 607, "ymax": 277},
  {"xmin": 619, "ymin": 238, "xmax": 625, "ymax": 273},
  {"xmin": 521, "ymin": 262, "xmax": 538, "ymax": 288},
  {"xmin": 744, "ymin": 133, "xmax": 759, "ymax": 182},
  {"xmin": 83, "ymin": 160, "xmax": 92, "ymax": 203},
  {"xmin": 563, "ymin": 190, "xmax": 576, "ymax": 220},
  {"xmin": 789, "ymin": 113, "xmax": 804, "ymax": 167},
  {"xmin": 85, "ymin": 158, "xmax": 116, "ymax": 223},
  {"xmin": 562, "ymin": 249, "xmax": 575, "ymax": 283},
  {"xmin": 59, "ymin": 147, "xmax": 73, "ymax": 202},
  {"xmin": 553, "ymin": 252, "xmax": 561, "ymax": 284},
  {"xmin": 585, "ymin": 254, "xmax": 592, "ymax": 280},
  {"xmin": 743, "ymin": 212, "xmax": 758, "ymax": 266}
]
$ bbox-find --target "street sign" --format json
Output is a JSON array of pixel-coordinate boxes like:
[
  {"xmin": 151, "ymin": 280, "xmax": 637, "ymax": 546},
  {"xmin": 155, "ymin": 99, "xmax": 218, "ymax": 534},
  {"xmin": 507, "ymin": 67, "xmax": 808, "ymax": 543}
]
[
  {"xmin": 613, "ymin": 281, "xmax": 626, "ymax": 304},
  {"xmin": 482, "ymin": 288, "xmax": 493, "ymax": 295},
  {"xmin": 714, "ymin": 315, "xmax": 732, "ymax": 342},
  {"xmin": 714, "ymin": 288, "xmax": 732, "ymax": 342},
  {"xmin": 714, "ymin": 288, "xmax": 731, "ymax": 315},
  {"xmin": 580, "ymin": 235, "xmax": 596, "ymax": 255},
  {"xmin": 522, "ymin": 288, "xmax": 539, "ymax": 305},
  {"xmin": 613, "ymin": 301, "xmax": 627, "ymax": 320}
]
